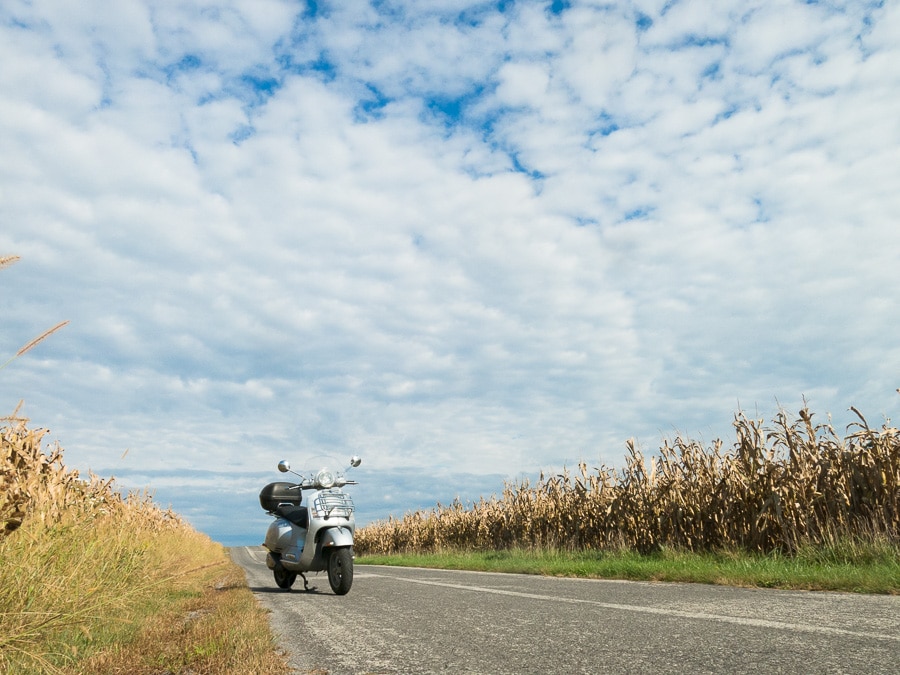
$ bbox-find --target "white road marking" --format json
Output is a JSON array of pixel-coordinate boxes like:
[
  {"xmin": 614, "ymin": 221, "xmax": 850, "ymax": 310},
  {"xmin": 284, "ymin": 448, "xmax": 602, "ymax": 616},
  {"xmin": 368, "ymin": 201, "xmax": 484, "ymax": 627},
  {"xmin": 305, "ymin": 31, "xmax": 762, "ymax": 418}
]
[
  {"xmin": 243, "ymin": 546, "xmax": 268, "ymax": 564},
  {"xmin": 364, "ymin": 572, "xmax": 900, "ymax": 642}
]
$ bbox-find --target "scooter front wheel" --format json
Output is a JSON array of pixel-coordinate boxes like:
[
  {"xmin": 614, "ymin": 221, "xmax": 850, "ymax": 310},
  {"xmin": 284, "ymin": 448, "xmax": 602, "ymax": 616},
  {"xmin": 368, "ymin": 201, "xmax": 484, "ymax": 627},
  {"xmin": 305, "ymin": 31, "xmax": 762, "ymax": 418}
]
[{"xmin": 327, "ymin": 548, "xmax": 353, "ymax": 595}]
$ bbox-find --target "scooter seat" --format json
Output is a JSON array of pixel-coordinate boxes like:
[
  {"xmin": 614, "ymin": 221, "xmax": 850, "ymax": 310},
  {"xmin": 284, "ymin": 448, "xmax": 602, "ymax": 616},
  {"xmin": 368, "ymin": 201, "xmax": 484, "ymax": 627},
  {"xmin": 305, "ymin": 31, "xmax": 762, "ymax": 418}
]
[{"xmin": 276, "ymin": 504, "xmax": 308, "ymax": 528}]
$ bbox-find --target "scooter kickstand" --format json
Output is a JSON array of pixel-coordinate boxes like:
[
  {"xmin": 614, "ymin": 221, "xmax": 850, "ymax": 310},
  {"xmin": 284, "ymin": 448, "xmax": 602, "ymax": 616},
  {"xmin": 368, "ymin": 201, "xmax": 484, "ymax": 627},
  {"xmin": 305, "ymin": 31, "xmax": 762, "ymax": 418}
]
[{"xmin": 300, "ymin": 572, "xmax": 312, "ymax": 591}]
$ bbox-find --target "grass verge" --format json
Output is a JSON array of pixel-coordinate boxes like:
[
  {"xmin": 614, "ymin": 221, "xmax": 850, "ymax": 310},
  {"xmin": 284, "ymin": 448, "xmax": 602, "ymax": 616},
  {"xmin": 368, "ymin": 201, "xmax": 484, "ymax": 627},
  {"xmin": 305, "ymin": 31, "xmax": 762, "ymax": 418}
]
[
  {"xmin": 359, "ymin": 541, "xmax": 900, "ymax": 594},
  {"xmin": 0, "ymin": 513, "xmax": 290, "ymax": 674},
  {"xmin": 80, "ymin": 548, "xmax": 289, "ymax": 674}
]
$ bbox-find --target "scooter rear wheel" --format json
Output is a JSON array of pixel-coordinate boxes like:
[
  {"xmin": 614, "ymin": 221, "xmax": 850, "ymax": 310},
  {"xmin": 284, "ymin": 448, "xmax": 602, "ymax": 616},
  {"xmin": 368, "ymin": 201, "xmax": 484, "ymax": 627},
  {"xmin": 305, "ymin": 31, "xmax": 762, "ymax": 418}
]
[
  {"xmin": 327, "ymin": 548, "xmax": 353, "ymax": 595},
  {"xmin": 274, "ymin": 564, "xmax": 297, "ymax": 590}
]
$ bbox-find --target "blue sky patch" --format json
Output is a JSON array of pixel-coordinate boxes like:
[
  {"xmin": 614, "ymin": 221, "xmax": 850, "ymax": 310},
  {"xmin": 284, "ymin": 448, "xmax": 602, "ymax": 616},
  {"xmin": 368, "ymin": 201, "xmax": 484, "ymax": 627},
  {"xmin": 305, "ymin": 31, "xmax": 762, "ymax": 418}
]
[
  {"xmin": 548, "ymin": 0, "xmax": 571, "ymax": 16},
  {"xmin": 635, "ymin": 11, "xmax": 653, "ymax": 32},
  {"xmin": 355, "ymin": 85, "xmax": 392, "ymax": 121},
  {"xmin": 624, "ymin": 207, "xmax": 653, "ymax": 221}
]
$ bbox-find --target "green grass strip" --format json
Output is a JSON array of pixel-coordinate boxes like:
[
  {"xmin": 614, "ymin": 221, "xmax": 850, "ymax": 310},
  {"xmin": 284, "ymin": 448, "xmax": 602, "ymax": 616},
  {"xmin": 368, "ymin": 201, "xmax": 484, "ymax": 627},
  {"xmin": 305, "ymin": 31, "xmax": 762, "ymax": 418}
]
[{"xmin": 359, "ymin": 545, "xmax": 900, "ymax": 594}]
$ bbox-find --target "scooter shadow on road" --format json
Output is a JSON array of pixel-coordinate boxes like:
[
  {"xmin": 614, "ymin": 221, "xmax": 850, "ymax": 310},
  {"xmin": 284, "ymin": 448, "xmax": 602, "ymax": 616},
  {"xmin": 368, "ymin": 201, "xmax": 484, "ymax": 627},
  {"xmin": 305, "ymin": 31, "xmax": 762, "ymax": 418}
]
[{"xmin": 247, "ymin": 584, "xmax": 332, "ymax": 595}]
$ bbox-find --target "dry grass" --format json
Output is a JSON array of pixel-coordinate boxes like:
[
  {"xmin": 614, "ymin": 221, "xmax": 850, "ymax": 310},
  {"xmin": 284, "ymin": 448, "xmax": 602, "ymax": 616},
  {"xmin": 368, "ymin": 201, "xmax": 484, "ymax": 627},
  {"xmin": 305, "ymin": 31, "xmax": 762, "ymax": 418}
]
[
  {"xmin": 0, "ymin": 254, "xmax": 21, "ymax": 270},
  {"xmin": 80, "ymin": 563, "xmax": 289, "ymax": 675},
  {"xmin": 0, "ymin": 419, "xmax": 289, "ymax": 674},
  {"xmin": 1, "ymin": 252, "xmax": 69, "ymax": 372},
  {"xmin": 13, "ymin": 321, "xmax": 71, "ymax": 359},
  {"xmin": 1, "ymin": 320, "xmax": 71, "ymax": 371},
  {"xmin": 356, "ymin": 404, "xmax": 900, "ymax": 557}
]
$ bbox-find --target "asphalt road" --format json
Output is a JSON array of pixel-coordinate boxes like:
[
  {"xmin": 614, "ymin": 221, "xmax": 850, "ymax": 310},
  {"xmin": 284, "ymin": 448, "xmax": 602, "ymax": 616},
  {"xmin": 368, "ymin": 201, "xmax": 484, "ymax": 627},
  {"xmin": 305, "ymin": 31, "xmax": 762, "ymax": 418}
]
[{"xmin": 230, "ymin": 546, "xmax": 899, "ymax": 674}]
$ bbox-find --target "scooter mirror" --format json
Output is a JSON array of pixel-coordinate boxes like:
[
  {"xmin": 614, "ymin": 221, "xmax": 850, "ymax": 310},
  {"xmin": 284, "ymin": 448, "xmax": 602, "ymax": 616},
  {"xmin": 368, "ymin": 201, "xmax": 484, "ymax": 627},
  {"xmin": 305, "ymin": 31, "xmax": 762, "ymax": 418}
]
[
  {"xmin": 350, "ymin": 456, "xmax": 362, "ymax": 468},
  {"xmin": 277, "ymin": 460, "xmax": 291, "ymax": 473}
]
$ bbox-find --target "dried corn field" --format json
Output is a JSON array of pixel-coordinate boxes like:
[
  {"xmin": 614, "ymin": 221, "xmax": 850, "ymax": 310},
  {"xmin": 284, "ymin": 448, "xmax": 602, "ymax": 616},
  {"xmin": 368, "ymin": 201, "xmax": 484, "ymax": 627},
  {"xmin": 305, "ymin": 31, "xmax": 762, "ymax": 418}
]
[
  {"xmin": 356, "ymin": 406, "xmax": 900, "ymax": 556},
  {"xmin": 1, "ymin": 418, "xmax": 182, "ymax": 538}
]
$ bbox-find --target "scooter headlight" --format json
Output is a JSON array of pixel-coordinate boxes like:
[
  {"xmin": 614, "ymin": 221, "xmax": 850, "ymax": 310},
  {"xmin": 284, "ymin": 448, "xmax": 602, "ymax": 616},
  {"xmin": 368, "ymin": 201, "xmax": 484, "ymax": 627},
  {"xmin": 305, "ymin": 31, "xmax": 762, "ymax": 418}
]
[{"xmin": 316, "ymin": 469, "xmax": 335, "ymax": 488}]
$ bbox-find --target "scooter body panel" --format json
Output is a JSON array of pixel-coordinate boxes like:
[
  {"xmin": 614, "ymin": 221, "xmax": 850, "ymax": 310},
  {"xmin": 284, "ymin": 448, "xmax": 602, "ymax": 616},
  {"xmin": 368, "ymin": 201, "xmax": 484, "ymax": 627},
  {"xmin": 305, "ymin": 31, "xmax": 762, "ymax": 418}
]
[{"xmin": 264, "ymin": 518, "xmax": 305, "ymax": 566}]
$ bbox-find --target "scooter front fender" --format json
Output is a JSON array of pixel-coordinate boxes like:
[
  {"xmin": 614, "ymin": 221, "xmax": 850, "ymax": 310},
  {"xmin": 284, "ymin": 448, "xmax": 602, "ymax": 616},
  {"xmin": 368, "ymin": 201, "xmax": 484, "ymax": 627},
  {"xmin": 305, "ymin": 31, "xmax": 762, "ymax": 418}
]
[{"xmin": 319, "ymin": 526, "xmax": 354, "ymax": 549}]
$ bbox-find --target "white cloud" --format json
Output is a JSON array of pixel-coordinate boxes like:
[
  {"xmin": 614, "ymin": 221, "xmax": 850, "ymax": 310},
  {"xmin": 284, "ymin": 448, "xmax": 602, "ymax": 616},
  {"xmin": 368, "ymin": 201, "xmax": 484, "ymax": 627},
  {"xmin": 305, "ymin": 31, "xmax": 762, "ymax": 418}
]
[
  {"xmin": 495, "ymin": 61, "xmax": 552, "ymax": 108},
  {"xmin": 559, "ymin": 5, "xmax": 638, "ymax": 109}
]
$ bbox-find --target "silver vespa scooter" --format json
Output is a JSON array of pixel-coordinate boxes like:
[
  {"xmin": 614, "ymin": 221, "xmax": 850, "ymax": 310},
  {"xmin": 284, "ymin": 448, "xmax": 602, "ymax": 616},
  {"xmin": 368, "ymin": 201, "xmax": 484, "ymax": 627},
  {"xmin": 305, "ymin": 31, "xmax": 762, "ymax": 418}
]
[{"xmin": 259, "ymin": 455, "xmax": 361, "ymax": 594}]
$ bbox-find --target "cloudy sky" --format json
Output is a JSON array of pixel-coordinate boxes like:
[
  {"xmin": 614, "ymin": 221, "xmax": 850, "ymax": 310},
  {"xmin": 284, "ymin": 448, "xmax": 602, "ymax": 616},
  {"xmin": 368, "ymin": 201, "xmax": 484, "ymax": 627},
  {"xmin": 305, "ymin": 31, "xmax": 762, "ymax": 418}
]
[{"xmin": 2, "ymin": 0, "xmax": 898, "ymax": 545}]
